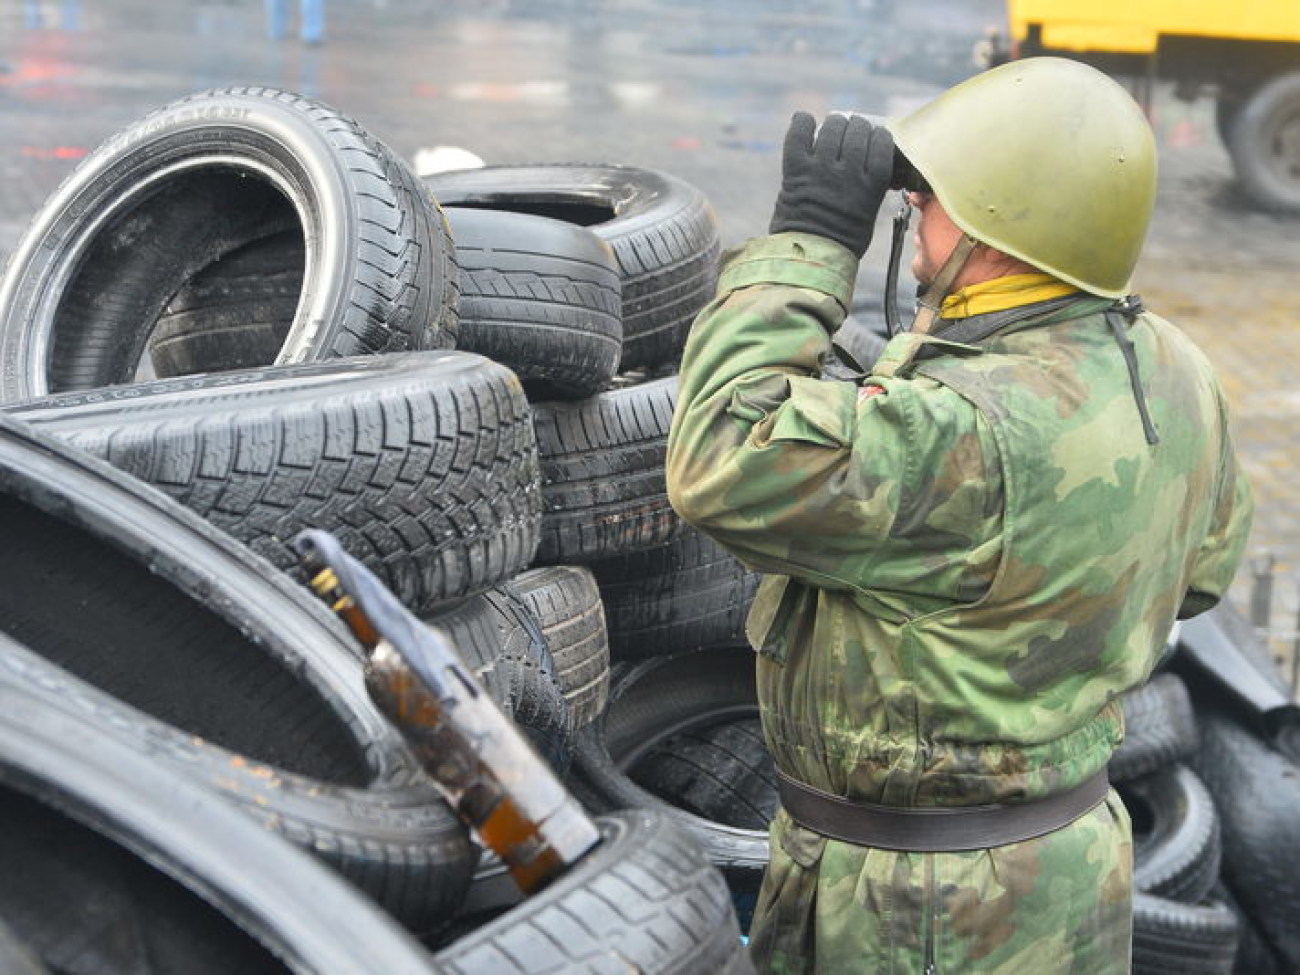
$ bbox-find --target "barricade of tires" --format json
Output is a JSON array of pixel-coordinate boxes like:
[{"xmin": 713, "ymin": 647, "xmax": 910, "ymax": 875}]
[
  {"xmin": 0, "ymin": 84, "xmax": 1291, "ymax": 975},
  {"xmin": 0, "ymin": 86, "xmax": 753, "ymax": 975}
]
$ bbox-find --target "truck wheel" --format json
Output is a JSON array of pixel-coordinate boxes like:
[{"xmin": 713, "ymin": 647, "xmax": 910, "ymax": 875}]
[{"xmin": 1223, "ymin": 71, "xmax": 1300, "ymax": 213}]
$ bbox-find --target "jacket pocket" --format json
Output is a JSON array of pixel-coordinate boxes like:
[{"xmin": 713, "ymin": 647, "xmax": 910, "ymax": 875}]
[{"xmin": 746, "ymin": 575, "xmax": 812, "ymax": 666}]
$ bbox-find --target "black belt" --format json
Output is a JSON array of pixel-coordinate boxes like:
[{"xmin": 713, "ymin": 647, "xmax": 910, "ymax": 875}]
[{"xmin": 776, "ymin": 768, "xmax": 1110, "ymax": 853}]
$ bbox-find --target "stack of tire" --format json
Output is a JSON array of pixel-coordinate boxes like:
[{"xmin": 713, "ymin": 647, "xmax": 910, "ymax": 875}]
[{"xmin": 0, "ymin": 86, "xmax": 753, "ymax": 975}]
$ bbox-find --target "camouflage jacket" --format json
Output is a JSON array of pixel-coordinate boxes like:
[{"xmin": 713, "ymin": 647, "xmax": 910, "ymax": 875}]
[{"xmin": 666, "ymin": 233, "xmax": 1253, "ymax": 806}]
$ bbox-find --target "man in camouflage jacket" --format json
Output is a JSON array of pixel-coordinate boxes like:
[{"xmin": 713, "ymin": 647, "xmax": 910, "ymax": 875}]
[{"xmin": 666, "ymin": 58, "xmax": 1252, "ymax": 974}]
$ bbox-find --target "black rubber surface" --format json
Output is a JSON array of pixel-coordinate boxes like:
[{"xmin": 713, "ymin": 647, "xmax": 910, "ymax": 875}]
[
  {"xmin": 446, "ymin": 206, "xmax": 623, "ymax": 399},
  {"xmin": 426, "ymin": 163, "xmax": 720, "ymax": 370},
  {"xmin": 531, "ymin": 374, "xmax": 682, "ymax": 563},
  {"xmin": 589, "ymin": 526, "xmax": 761, "ymax": 661},
  {"xmin": 430, "ymin": 809, "xmax": 753, "ymax": 975},
  {"xmin": 0, "ymin": 640, "xmax": 443, "ymax": 975},
  {"xmin": 10, "ymin": 352, "xmax": 542, "ymax": 614},
  {"xmin": 0, "ymin": 636, "xmax": 476, "ymax": 935},
  {"xmin": 0, "ymin": 85, "xmax": 459, "ymax": 399},
  {"xmin": 1110, "ymin": 672, "xmax": 1199, "ymax": 783}
]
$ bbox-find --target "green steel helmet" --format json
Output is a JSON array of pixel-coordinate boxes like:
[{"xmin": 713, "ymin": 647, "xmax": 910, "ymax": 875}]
[{"xmin": 891, "ymin": 57, "xmax": 1157, "ymax": 298}]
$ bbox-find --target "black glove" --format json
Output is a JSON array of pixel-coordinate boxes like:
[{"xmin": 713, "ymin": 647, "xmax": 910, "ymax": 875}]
[{"xmin": 768, "ymin": 111, "xmax": 896, "ymax": 259}]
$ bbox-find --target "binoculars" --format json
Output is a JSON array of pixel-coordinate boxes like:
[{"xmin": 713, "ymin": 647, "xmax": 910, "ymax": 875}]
[
  {"xmin": 844, "ymin": 112, "xmax": 932, "ymax": 195},
  {"xmin": 890, "ymin": 151, "xmax": 931, "ymax": 195}
]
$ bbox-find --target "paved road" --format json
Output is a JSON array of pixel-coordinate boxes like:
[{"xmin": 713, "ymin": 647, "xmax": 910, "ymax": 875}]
[{"xmin": 2, "ymin": 0, "xmax": 1297, "ymax": 671}]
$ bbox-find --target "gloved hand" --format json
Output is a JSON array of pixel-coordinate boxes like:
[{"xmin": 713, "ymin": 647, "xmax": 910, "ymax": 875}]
[{"xmin": 768, "ymin": 111, "xmax": 896, "ymax": 259}]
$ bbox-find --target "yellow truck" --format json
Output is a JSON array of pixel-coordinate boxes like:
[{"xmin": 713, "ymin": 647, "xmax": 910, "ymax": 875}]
[{"xmin": 997, "ymin": 0, "xmax": 1300, "ymax": 211}]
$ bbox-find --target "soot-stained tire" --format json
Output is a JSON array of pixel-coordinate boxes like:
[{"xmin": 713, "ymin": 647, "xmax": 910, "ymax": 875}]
[
  {"xmin": 0, "ymin": 414, "xmax": 480, "ymax": 930},
  {"xmin": 0, "ymin": 657, "xmax": 442, "ymax": 975},
  {"xmin": 148, "ymin": 229, "xmax": 306, "ymax": 377},
  {"xmin": 1131, "ymin": 893, "xmax": 1239, "ymax": 975},
  {"xmin": 429, "ymin": 809, "xmax": 753, "ymax": 975},
  {"xmin": 507, "ymin": 565, "xmax": 611, "ymax": 732},
  {"xmin": 566, "ymin": 647, "xmax": 769, "ymax": 933},
  {"xmin": 9, "ymin": 352, "xmax": 542, "ymax": 614},
  {"xmin": 1119, "ymin": 764, "xmax": 1222, "ymax": 905},
  {"xmin": 1187, "ymin": 694, "xmax": 1300, "ymax": 970},
  {"xmin": 0, "ymin": 86, "xmax": 458, "ymax": 399},
  {"xmin": 588, "ymin": 526, "xmax": 761, "ymax": 661},
  {"xmin": 630, "ymin": 717, "xmax": 778, "ymax": 830},
  {"xmin": 445, "ymin": 206, "xmax": 623, "ymax": 399},
  {"xmin": 425, "ymin": 163, "xmax": 720, "ymax": 370},
  {"xmin": 531, "ymin": 374, "xmax": 682, "ymax": 564}
]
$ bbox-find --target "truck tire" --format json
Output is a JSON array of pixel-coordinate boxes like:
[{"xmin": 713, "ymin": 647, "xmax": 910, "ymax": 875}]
[
  {"xmin": 445, "ymin": 206, "xmax": 623, "ymax": 399},
  {"xmin": 9, "ymin": 352, "xmax": 542, "ymax": 614},
  {"xmin": 1223, "ymin": 71, "xmax": 1300, "ymax": 213},
  {"xmin": 425, "ymin": 164, "xmax": 720, "ymax": 370},
  {"xmin": 0, "ymin": 86, "xmax": 458, "ymax": 400}
]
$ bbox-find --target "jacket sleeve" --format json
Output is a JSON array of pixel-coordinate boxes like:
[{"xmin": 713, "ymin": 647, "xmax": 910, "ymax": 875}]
[
  {"xmin": 1178, "ymin": 392, "xmax": 1254, "ymax": 618},
  {"xmin": 666, "ymin": 233, "xmax": 1001, "ymax": 608}
]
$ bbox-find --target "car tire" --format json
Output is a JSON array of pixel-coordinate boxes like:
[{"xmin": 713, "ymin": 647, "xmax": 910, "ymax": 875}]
[
  {"xmin": 588, "ymin": 526, "xmax": 760, "ymax": 661},
  {"xmin": 445, "ymin": 206, "xmax": 623, "ymax": 399},
  {"xmin": 0, "ymin": 652, "xmax": 442, "ymax": 975},
  {"xmin": 425, "ymin": 163, "xmax": 720, "ymax": 370},
  {"xmin": 0, "ymin": 414, "xmax": 483, "ymax": 929},
  {"xmin": 9, "ymin": 352, "xmax": 542, "ymax": 614},
  {"xmin": 0, "ymin": 86, "xmax": 458, "ymax": 399},
  {"xmin": 1110, "ymin": 672, "xmax": 1199, "ymax": 783},
  {"xmin": 531, "ymin": 374, "xmax": 682, "ymax": 564},
  {"xmin": 430, "ymin": 809, "xmax": 753, "ymax": 975},
  {"xmin": 1119, "ymin": 764, "xmax": 1222, "ymax": 905}
]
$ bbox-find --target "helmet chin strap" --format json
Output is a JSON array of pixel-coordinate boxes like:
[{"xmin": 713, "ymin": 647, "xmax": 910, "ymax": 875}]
[{"xmin": 910, "ymin": 234, "xmax": 979, "ymax": 334}]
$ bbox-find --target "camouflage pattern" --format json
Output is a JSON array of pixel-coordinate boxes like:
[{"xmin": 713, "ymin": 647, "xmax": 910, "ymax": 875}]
[{"xmin": 665, "ymin": 232, "xmax": 1253, "ymax": 973}]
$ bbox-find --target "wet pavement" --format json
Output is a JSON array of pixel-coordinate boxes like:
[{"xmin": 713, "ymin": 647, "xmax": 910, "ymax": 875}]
[{"xmin": 2, "ymin": 0, "xmax": 1298, "ymax": 675}]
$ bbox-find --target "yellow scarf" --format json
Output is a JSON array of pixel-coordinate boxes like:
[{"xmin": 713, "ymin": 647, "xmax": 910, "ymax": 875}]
[{"xmin": 939, "ymin": 273, "xmax": 1079, "ymax": 320}]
